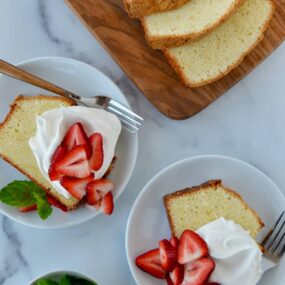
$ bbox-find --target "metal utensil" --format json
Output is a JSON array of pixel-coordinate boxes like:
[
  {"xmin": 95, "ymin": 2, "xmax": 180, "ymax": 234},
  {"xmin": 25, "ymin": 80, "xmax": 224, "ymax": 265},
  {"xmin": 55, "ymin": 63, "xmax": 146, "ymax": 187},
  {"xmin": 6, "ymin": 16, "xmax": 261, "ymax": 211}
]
[{"xmin": 0, "ymin": 59, "xmax": 143, "ymax": 134}]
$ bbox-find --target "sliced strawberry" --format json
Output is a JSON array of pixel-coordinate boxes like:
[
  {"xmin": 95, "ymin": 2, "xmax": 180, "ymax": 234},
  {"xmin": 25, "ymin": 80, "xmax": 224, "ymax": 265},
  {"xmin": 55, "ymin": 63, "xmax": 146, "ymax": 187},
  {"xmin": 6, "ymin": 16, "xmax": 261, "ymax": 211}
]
[
  {"xmin": 18, "ymin": 204, "xmax": 37, "ymax": 212},
  {"xmin": 159, "ymin": 239, "xmax": 177, "ymax": 271},
  {"xmin": 178, "ymin": 230, "xmax": 208, "ymax": 264},
  {"xmin": 169, "ymin": 264, "xmax": 184, "ymax": 285},
  {"xmin": 62, "ymin": 122, "xmax": 92, "ymax": 157},
  {"xmin": 136, "ymin": 249, "xmax": 166, "ymax": 279},
  {"xmin": 86, "ymin": 187, "xmax": 103, "ymax": 208},
  {"xmin": 183, "ymin": 258, "xmax": 215, "ymax": 285},
  {"xmin": 60, "ymin": 175, "xmax": 94, "ymax": 200},
  {"xmin": 101, "ymin": 191, "xmax": 114, "ymax": 215},
  {"xmin": 47, "ymin": 195, "xmax": 68, "ymax": 212},
  {"xmin": 170, "ymin": 236, "xmax": 180, "ymax": 249},
  {"xmin": 48, "ymin": 145, "xmax": 67, "ymax": 181},
  {"xmin": 89, "ymin": 133, "xmax": 104, "ymax": 171},
  {"xmin": 166, "ymin": 274, "xmax": 174, "ymax": 285},
  {"xmin": 55, "ymin": 145, "xmax": 91, "ymax": 178},
  {"xmin": 87, "ymin": 179, "xmax": 114, "ymax": 197}
]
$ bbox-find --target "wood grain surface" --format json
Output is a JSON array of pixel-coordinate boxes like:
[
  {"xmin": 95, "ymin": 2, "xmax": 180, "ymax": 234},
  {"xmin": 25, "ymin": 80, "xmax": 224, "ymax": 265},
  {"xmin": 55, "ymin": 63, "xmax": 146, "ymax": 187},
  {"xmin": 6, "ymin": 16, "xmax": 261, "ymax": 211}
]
[{"xmin": 65, "ymin": 0, "xmax": 285, "ymax": 120}]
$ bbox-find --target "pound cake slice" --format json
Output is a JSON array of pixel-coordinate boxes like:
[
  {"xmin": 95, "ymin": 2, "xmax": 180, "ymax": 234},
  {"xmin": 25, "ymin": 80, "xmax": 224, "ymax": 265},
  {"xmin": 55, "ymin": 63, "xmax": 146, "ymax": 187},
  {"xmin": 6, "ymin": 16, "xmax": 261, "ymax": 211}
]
[
  {"xmin": 143, "ymin": 0, "xmax": 244, "ymax": 49},
  {"xmin": 0, "ymin": 95, "xmax": 79, "ymax": 210},
  {"xmin": 124, "ymin": 0, "xmax": 189, "ymax": 18},
  {"xmin": 164, "ymin": 0, "xmax": 275, "ymax": 87},
  {"xmin": 164, "ymin": 180, "xmax": 264, "ymax": 239}
]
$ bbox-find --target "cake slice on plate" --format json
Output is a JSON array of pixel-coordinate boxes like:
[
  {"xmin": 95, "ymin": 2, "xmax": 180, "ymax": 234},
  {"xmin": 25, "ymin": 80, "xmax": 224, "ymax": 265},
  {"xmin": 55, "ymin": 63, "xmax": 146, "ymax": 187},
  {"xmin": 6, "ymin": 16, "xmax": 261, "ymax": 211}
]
[
  {"xmin": 0, "ymin": 95, "xmax": 79, "ymax": 210},
  {"xmin": 164, "ymin": 180, "xmax": 264, "ymax": 238}
]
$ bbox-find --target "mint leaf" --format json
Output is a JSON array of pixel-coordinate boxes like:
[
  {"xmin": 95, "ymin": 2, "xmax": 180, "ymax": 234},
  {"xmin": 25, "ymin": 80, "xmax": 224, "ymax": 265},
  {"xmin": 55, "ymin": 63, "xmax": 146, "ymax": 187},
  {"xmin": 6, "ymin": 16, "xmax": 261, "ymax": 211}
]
[
  {"xmin": 0, "ymin": 180, "xmax": 52, "ymax": 220},
  {"xmin": 0, "ymin": 181, "xmax": 36, "ymax": 206},
  {"xmin": 59, "ymin": 275, "xmax": 72, "ymax": 285},
  {"xmin": 37, "ymin": 279, "xmax": 58, "ymax": 285},
  {"xmin": 67, "ymin": 276, "xmax": 97, "ymax": 285}
]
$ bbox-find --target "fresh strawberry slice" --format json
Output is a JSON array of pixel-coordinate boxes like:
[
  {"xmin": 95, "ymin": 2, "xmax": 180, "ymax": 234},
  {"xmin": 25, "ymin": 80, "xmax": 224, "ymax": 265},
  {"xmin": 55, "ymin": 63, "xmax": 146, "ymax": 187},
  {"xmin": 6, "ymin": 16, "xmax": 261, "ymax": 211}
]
[
  {"xmin": 89, "ymin": 133, "xmax": 104, "ymax": 171},
  {"xmin": 178, "ymin": 230, "xmax": 208, "ymax": 264},
  {"xmin": 170, "ymin": 236, "xmax": 180, "ymax": 249},
  {"xmin": 60, "ymin": 175, "xmax": 94, "ymax": 200},
  {"xmin": 18, "ymin": 204, "xmax": 37, "ymax": 212},
  {"xmin": 101, "ymin": 191, "xmax": 114, "ymax": 215},
  {"xmin": 48, "ymin": 145, "xmax": 67, "ymax": 181},
  {"xmin": 136, "ymin": 249, "xmax": 166, "ymax": 279},
  {"xmin": 47, "ymin": 195, "xmax": 68, "ymax": 212},
  {"xmin": 183, "ymin": 257, "xmax": 215, "ymax": 285},
  {"xmin": 87, "ymin": 179, "xmax": 114, "ymax": 197},
  {"xmin": 62, "ymin": 122, "xmax": 92, "ymax": 157},
  {"xmin": 169, "ymin": 264, "xmax": 184, "ymax": 285},
  {"xmin": 166, "ymin": 274, "xmax": 174, "ymax": 285},
  {"xmin": 55, "ymin": 145, "xmax": 91, "ymax": 178},
  {"xmin": 159, "ymin": 239, "xmax": 177, "ymax": 271},
  {"xmin": 86, "ymin": 187, "xmax": 103, "ymax": 208}
]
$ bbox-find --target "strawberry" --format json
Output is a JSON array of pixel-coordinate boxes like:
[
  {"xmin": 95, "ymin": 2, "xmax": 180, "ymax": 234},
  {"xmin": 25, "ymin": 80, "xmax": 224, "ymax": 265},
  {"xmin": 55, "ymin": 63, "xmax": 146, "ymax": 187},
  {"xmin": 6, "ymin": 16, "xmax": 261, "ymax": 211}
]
[
  {"xmin": 62, "ymin": 122, "xmax": 92, "ymax": 157},
  {"xmin": 135, "ymin": 249, "xmax": 166, "ymax": 279},
  {"xmin": 169, "ymin": 264, "xmax": 184, "ymax": 285},
  {"xmin": 183, "ymin": 258, "xmax": 215, "ymax": 285},
  {"xmin": 166, "ymin": 274, "xmax": 174, "ymax": 285},
  {"xmin": 47, "ymin": 195, "xmax": 67, "ymax": 212},
  {"xmin": 159, "ymin": 239, "xmax": 177, "ymax": 271},
  {"xmin": 48, "ymin": 145, "xmax": 67, "ymax": 181},
  {"xmin": 89, "ymin": 133, "xmax": 104, "ymax": 171},
  {"xmin": 101, "ymin": 191, "xmax": 114, "ymax": 215},
  {"xmin": 55, "ymin": 145, "xmax": 91, "ymax": 178},
  {"xmin": 178, "ymin": 230, "xmax": 208, "ymax": 264},
  {"xmin": 170, "ymin": 236, "xmax": 180, "ymax": 249},
  {"xmin": 60, "ymin": 175, "xmax": 94, "ymax": 200},
  {"xmin": 18, "ymin": 204, "xmax": 37, "ymax": 212}
]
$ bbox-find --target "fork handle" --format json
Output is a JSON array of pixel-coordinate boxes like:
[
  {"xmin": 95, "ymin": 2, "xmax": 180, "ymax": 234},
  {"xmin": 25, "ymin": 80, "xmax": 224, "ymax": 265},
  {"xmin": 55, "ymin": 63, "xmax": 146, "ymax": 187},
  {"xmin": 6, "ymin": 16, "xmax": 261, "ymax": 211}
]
[{"xmin": 0, "ymin": 59, "xmax": 80, "ymax": 100}]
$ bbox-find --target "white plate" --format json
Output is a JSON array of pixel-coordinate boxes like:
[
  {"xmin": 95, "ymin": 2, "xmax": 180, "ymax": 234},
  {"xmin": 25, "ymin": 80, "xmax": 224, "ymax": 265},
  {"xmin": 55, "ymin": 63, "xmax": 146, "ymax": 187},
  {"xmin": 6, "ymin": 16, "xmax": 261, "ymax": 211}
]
[
  {"xmin": 126, "ymin": 155, "xmax": 285, "ymax": 285},
  {"xmin": 0, "ymin": 56, "xmax": 138, "ymax": 228}
]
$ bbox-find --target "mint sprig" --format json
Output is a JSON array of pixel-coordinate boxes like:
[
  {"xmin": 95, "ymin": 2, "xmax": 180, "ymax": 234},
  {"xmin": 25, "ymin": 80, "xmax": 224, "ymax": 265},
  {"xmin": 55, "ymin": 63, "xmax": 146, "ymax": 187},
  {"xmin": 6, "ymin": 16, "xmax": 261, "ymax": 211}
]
[
  {"xmin": 37, "ymin": 275, "xmax": 97, "ymax": 285},
  {"xmin": 0, "ymin": 181, "xmax": 52, "ymax": 220}
]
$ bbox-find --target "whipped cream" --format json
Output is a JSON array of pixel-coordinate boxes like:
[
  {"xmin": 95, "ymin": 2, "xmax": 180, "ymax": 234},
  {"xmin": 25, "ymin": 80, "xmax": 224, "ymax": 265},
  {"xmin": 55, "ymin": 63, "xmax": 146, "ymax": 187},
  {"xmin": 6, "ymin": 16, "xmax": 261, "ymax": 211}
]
[
  {"xmin": 197, "ymin": 218, "xmax": 263, "ymax": 285},
  {"xmin": 29, "ymin": 106, "xmax": 121, "ymax": 199}
]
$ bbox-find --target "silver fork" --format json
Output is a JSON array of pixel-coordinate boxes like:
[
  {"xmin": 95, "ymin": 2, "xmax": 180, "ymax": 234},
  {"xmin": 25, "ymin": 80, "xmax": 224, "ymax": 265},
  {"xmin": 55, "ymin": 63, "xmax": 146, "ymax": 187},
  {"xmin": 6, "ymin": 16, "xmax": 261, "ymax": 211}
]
[
  {"xmin": 262, "ymin": 211, "xmax": 285, "ymax": 271},
  {"xmin": 0, "ymin": 59, "xmax": 143, "ymax": 134}
]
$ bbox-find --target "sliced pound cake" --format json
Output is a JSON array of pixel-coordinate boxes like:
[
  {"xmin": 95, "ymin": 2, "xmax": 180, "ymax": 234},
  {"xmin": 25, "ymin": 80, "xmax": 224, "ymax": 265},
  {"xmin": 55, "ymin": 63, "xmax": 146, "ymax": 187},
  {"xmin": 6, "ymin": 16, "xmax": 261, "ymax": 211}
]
[
  {"xmin": 143, "ymin": 0, "xmax": 245, "ymax": 49},
  {"xmin": 164, "ymin": 0, "xmax": 275, "ymax": 87},
  {"xmin": 0, "ymin": 95, "xmax": 79, "ymax": 210},
  {"xmin": 124, "ymin": 0, "xmax": 189, "ymax": 18},
  {"xmin": 164, "ymin": 180, "xmax": 264, "ymax": 239}
]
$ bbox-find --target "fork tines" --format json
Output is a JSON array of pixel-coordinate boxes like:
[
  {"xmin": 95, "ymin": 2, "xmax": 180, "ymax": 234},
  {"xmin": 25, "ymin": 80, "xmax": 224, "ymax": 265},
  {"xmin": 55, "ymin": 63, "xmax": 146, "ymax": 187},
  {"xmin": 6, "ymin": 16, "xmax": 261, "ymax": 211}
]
[
  {"xmin": 263, "ymin": 211, "xmax": 285, "ymax": 257},
  {"xmin": 106, "ymin": 99, "xmax": 144, "ymax": 134}
]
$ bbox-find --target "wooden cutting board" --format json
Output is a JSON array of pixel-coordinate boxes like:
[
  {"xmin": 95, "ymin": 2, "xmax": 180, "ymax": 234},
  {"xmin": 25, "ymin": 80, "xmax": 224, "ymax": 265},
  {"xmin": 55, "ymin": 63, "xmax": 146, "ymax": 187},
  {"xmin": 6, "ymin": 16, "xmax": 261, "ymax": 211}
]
[{"xmin": 65, "ymin": 0, "xmax": 285, "ymax": 120}]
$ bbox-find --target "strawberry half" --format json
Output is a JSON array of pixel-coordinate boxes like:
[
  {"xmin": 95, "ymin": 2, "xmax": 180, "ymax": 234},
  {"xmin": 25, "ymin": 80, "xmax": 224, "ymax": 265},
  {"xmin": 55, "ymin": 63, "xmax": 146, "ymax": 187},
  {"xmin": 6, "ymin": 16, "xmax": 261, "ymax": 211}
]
[
  {"xmin": 166, "ymin": 274, "xmax": 174, "ymax": 285},
  {"xmin": 48, "ymin": 145, "xmax": 67, "ymax": 181},
  {"xmin": 170, "ymin": 236, "xmax": 180, "ymax": 249},
  {"xmin": 169, "ymin": 264, "xmax": 184, "ymax": 285},
  {"xmin": 183, "ymin": 257, "xmax": 215, "ymax": 285},
  {"xmin": 62, "ymin": 122, "xmax": 92, "ymax": 158},
  {"xmin": 18, "ymin": 204, "xmax": 37, "ymax": 212},
  {"xmin": 135, "ymin": 249, "xmax": 166, "ymax": 279},
  {"xmin": 60, "ymin": 175, "xmax": 94, "ymax": 200},
  {"xmin": 89, "ymin": 133, "xmax": 104, "ymax": 171},
  {"xmin": 55, "ymin": 145, "xmax": 91, "ymax": 178},
  {"xmin": 159, "ymin": 239, "xmax": 177, "ymax": 272},
  {"xmin": 101, "ymin": 191, "xmax": 114, "ymax": 215},
  {"xmin": 178, "ymin": 230, "xmax": 208, "ymax": 264},
  {"xmin": 87, "ymin": 179, "xmax": 114, "ymax": 215},
  {"xmin": 47, "ymin": 195, "xmax": 68, "ymax": 212}
]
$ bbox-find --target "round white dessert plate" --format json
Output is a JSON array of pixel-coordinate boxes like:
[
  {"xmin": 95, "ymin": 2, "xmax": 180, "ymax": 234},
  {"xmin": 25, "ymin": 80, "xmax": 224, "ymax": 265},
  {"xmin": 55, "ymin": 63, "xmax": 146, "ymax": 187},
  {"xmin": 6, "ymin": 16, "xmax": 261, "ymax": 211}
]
[
  {"xmin": 126, "ymin": 155, "xmax": 285, "ymax": 285},
  {"xmin": 0, "ymin": 56, "xmax": 138, "ymax": 228}
]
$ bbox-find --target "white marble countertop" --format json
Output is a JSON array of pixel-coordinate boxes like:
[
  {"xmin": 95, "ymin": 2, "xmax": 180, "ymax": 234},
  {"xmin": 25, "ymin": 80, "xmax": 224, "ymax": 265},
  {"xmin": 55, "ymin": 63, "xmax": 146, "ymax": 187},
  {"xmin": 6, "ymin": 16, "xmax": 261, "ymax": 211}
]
[{"xmin": 0, "ymin": 1, "xmax": 285, "ymax": 285}]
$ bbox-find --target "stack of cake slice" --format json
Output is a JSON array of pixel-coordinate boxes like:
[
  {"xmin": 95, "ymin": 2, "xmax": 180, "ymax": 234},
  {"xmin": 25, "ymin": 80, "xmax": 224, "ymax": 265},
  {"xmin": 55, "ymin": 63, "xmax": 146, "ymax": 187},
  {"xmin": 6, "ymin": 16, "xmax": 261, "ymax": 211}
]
[{"xmin": 124, "ymin": 0, "xmax": 275, "ymax": 87}]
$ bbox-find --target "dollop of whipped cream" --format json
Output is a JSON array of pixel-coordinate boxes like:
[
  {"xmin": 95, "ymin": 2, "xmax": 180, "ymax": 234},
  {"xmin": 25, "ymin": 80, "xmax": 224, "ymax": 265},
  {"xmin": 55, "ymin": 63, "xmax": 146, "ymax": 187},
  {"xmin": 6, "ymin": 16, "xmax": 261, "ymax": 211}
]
[
  {"xmin": 196, "ymin": 218, "xmax": 263, "ymax": 285},
  {"xmin": 29, "ymin": 106, "xmax": 121, "ymax": 199}
]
